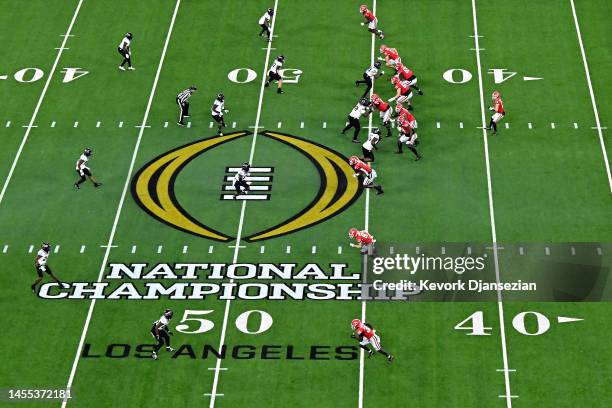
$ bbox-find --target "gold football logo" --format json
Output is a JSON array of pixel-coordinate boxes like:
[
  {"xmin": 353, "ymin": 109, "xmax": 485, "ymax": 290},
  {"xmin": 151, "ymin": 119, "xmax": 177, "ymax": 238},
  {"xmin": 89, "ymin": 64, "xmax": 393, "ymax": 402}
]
[{"xmin": 131, "ymin": 131, "xmax": 362, "ymax": 241}]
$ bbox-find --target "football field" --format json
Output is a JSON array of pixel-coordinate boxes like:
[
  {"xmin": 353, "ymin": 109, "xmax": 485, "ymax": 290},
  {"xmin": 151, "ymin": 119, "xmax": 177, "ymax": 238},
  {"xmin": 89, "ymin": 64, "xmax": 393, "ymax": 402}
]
[{"xmin": 1, "ymin": 0, "xmax": 611, "ymax": 407}]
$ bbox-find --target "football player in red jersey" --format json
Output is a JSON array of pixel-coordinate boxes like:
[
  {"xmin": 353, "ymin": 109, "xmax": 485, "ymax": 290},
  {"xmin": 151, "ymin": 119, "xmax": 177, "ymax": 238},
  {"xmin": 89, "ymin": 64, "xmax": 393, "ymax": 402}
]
[
  {"xmin": 348, "ymin": 228, "xmax": 376, "ymax": 255},
  {"xmin": 378, "ymin": 45, "xmax": 401, "ymax": 70},
  {"xmin": 370, "ymin": 93, "xmax": 393, "ymax": 137},
  {"xmin": 351, "ymin": 318, "xmax": 394, "ymax": 362},
  {"xmin": 389, "ymin": 76, "xmax": 413, "ymax": 110},
  {"xmin": 396, "ymin": 62, "xmax": 423, "ymax": 95},
  {"xmin": 486, "ymin": 91, "xmax": 505, "ymax": 135},
  {"xmin": 359, "ymin": 4, "xmax": 384, "ymax": 39},
  {"xmin": 349, "ymin": 156, "xmax": 384, "ymax": 195}
]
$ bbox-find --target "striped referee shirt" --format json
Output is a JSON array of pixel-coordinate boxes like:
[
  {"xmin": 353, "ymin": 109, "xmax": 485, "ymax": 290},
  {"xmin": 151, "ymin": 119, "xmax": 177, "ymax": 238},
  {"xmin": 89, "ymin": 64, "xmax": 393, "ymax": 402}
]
[{"xmin": 177, "ymin": 89, "xmax": 194, "ymax": 104}]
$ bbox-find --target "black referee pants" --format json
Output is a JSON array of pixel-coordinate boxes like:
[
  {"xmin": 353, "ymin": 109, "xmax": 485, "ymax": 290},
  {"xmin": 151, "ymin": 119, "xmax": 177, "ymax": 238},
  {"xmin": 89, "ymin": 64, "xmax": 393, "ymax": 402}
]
[
  {"xmin": 342, "ymin": 116, "xmax": 361, "ymax": 141},
  {"xmin": 177, "ymin": 98, "xmax": 189, "ymax": 124},
  {"xmin": 355, "ymin": 73, "xmax": 373, "ymax": 98}
]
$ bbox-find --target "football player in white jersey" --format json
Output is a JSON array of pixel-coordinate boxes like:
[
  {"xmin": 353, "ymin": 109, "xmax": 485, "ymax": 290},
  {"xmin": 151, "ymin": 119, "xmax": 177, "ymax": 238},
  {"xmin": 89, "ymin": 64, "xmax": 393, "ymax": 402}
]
[
  {"xmin": 151, "ymin": 309, "xmax": 175, "ymax": 360},
  {"xmin": 117, "ymin": 32, "xmax": 135, "ymax": 71},
  {"xmin": 362, "ymin": 128, "xmax": 381, "ymax": 162},
  {"xmin": 74, "ymin": 148, "xmax": 102, "ymax": 189},
  {"xmin": 232, "ymin": 163, "xmax": 251, "ymax": 198},
  {"xmin": 211, "ymin": 93, "xmax": 229, "ymax": 136},
  {"xmin": 265, "ymin": 55, "xmax": 285, "ymax": 94},
  {"xmin": 341, "ymin": 98, "xmax": 372, "ymax": 143},
  {"xmin": 31, "ymin": 242, "xmax": 63, "ymax": 293},
  {"xmin": 258, "ymin": 7, "xmax": 274, "ymax": 41}
]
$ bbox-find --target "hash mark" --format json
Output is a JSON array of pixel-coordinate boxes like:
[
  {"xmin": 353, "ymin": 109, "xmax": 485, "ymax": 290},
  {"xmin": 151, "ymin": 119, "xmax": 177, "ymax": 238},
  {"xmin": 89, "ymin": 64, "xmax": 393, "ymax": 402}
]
[
  {"xmin": 337, "ymin": 246, "xmax": 342, "ymax": 254},
  {"xmin": 182, "ymin": 245, "xmax": 188, "ymax": 254},
  {"xmin": 519, "ymin": 247, "xmax": 524, "ymax": 255},
  {"xmin": 73, "ymin": 121, "xmax": 78, "ymax": 128},
  {"xmin": 571, "ymin": 246, "xmax": 576, "ymax": 256},
  {"xmin": 28, "ymin": 245, "xmax": 34, "ymax": 253},
  {"xmin": 528, "ymin": 122, "xmax": 533, "ymax": 129},
  {"xmin": 300, "ymin": 121, "xmax": 304, "ymax": 129},
  {"xmin": 5, "ymin": 121, "xmax": 10, "ymax": 128},
  {"xmin": 545, "ymin": 247, "xmax": 550, "ymax": 256},
  {"xmin": 286, "ymin": 245, "xmax": 291, "ymax": 254},
  {"xmin": 96, "ymin": 121, "xmax": 101, "ymax": 128},
  {"xmin": 232, "ymin": 121, "xmax": 236, "ymax": 128},
  {"xmin": 187, "ymin": 122, "xmax": 191, "ymax": 128},
  {"xmin": 157, "ymin": 245, "xmax": 163, "ymax": 254},
  {"xmin": 467, "ymin": 246, "xmax": 472, "ymax": 255},
  {"xmin": 208, "ymin": 245, "xmax": 214, "ymax": 254},
  {"xmin": 209, "ymin": 122, "xmax": 214, "ymax": 128},
  {"xmin": 505, "ymin": 123, "xmax": 510, "ymax": 129},
  {"xmin": 323, "ymin": 122, "xmax": 327, "ymax": 129},
  {"xmin": 51, "ymin": 121, "xmax": 56, "ymax": 128},
  {"xmin": 131, "ymin": 245, "xmax": 137, "ymax": 254},
  {"xmin": 54, "ymin": 245, "xmax": 60, "ymax": 253},
  {"xmin": 277, "ymin": 122, "xmax": 282, "ymax": 128},
  {"xmin": 550, "ymin": 122, "xmax": 556, "ymax": 129},
  {"xmin": 459, "ymin": 122, "xmax": 464, "ymax": 129},
  {"xmin": 389, "ymin": 246, "xmax": 394, "ymax": 255},
  {"xmin": 260, "ymin": 246, "xmax": 265, "ymax": 254},
  {"xmin": 119, "ymin": 121, "xmax": 123, "ymax": 128},
  {"xmin": 441, "ymin": 246, "xmax": 446, "ymax": 255},
  {"xmin": 416, "ymin": 246, "xmax": 420, "ymax": 255},
  {"xmin": 80, "ymin": 245, "xmax": 86, "ymax": 254},
  {"xmin": 164, "ymin": 121, "xmax": 168, "ymax": 128},
  {"xmin": 574, "ymin": 122, "xmax": 579, "ymax": 129},
  {"xmin": 436, "ymin": 122, "xmax": 440, "ymax": 129},
  {"xmin": 311, "ymin": 246, "xmax": 316, "ymax": 254},
  {"xmin": 2, "ymin": 245, "xmax": 8, "ymax": 253},
  {"xmin": 597, "ymin": 247, "xmax": 603, "ymax": 256}
]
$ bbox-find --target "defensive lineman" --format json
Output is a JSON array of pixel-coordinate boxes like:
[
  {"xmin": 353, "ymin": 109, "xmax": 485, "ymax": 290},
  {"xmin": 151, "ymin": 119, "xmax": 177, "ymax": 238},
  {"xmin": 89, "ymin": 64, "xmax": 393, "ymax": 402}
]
[
  {"xmin": 258, "ymin": 8, "xmax": 274, "ymax": 41},
  {"xmin": 31, "ymin": 242, "xmax": 63, "ymax": 293},
  {"xmin": 176, "ymin": 86, "xmax": 197, "ymax": 126},
  {"xmin": 74, "ymin": 148, "xmax": 102, "ymax": 189},
  {"xmin": 355, "ymin": 61, "xmax": 383, "ymax": 99},
  {"xmin": 150, "ymin": 309, "xmax": 175, "ymax": 360},
  {"xmin": 341, "ymin": 98, "xmax": 372, "ymax": 143},
  {"xmin": 211, "ymin": 93, "xmax": 229, "ymax": 136},
  {"xmin": 362, "ymin": 127, "xmax": 381, "ymax": 162},
  {"xmin": 232, "ymin": 163, "xmax": 251, "ymax": 198},
  {"xmin": 265, "ymin": 55, "xmax": 285, "ymax": 94},
  {"xmin": 117, "ymin": 32, "xmax": 135, "ymax": 71},
  {"xmin": 351, "ymin": 319, "xmax": 394, "ymax": 362}
]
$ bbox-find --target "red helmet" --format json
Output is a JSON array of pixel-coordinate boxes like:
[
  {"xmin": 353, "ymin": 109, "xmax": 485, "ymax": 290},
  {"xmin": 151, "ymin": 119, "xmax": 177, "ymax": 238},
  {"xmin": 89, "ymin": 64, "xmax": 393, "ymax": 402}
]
[
  {"xmin": 395, "ymin": 61, "xmax": 404, "ymax": 70},
  {"xmin": 359, "ymin": 4, "xmax": 368, "ymax": 13},
  {"xmin": 395, "ymin": 103, "xmax": 404, "ymax": 113},
  {"xmin": 348, "ymin": 228, "xmax": 359, "ymax": 239},
  {"xmin": 351, "ymin": 319, "xmax": 361, "ymax": 329},
  {"xmin": 492, "ymin": 90, "xmax": 500, "ymax": 100},
  {"xmin": 379, "ymin": 44, "xmax": 388, "ymax": 53},
  {"xmin": 349, "ymin": 155, "xmax": 360, "ymax": 166},
  {"xmin": 370, "ymin": 93, "xmax": 380, "ymax": 101},
  {"xmin": 391, "ymin": 75, "xmax": 400, "ymax": 85}
]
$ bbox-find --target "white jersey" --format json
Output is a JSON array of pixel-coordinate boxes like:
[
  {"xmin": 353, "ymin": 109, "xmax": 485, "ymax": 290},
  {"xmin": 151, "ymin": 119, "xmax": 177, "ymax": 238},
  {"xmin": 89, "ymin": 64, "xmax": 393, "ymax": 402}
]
[
  {"xmin": 349, "ymin": 103, "xmax": 368, "ymax": 119},
  {"xmin": 362, "ymin": 132, "xmax": 380, "ymax": 151},
  {"xmin": 233, "ymin": 169, "xmax": 249, "ymax": 184},
  {"xmin": 258, "ymin": 11, "xmax": 272, "ymax": 25},
  {"xmin": 365, "ymin": 65, "xmax": 379, "ymax": 78},
  {"xmin": 118, "ymin": 37, "xmax": 131, "ymax": 50},
  {"xmin": 76, "ymin": 154, "xmax": 89, "ymax": 171},
  {"xmin": 268, "ymin": 59, "xmax": 283, "ymax": 75},
  {"xmin": 154, "ymin": 315, "xmax": 169, "ymax": 330},
  {"xmin": 37, "ymin": 249, "xmax": 49, "ymax": 266},
  {"xmin": 211, "ymin": 99, "xmax": 224, "ymax": 116}
]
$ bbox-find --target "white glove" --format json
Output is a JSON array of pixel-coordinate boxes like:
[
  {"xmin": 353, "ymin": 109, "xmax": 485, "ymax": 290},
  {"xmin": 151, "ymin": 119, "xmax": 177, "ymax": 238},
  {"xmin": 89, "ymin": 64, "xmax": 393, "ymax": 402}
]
[
  {"xmin": 360, "ymin": 22, "xmax": 365, "ymax": 26},
  {"xmin": 126, "ymin": 53, "xmax": 130, "ymax": 59},
  {"xmin": 40, "ymin": 265, "xmax": 46, "ymax": 272},
  {"xmin": 377, "ymin": 57, "xmax": 384, "ymax": 61},
  {"xmin": 380, "ymin": 70, "xmax": 385, "ymax": 75},
  {"xmin": 224, "ymin": 109, "xmax": 229, "ymax": 114},
  {"xmin": 489, "ymin": 107, "xmax": 494, "ymax": 111},
  {"xmin": 388, "ymin": 97, "xmax": 396, "ymax": 102}
]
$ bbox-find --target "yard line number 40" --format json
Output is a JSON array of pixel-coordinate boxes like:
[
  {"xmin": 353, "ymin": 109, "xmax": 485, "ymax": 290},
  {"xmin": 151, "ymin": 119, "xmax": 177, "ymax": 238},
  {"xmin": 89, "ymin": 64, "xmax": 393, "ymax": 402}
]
[{"xmin": 455, "ymin": 310, "xmax": 553, "ymax": 336}]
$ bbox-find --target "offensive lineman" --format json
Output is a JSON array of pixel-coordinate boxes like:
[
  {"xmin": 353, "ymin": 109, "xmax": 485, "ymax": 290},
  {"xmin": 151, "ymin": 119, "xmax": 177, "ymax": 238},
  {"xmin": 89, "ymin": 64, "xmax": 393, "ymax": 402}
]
[
  {"xmin": 31, "ymin": 242, "xmax": 63, "ymax": 293},
  {"xmin": 362, "ymin": 127, "xmax": 381, "ymax": 162},
  {"xmin": 232, "ymin": 162, "xmax": 251, "ymax": 198},
  {"xmin": 359, "ymin": 4, "xmax": 384, "ymax": 39},
  {"xmin": 211, "ymin": 93, "xmax": 229, "ymax": 136},
  {"xmin": 348, "ymin": 228, "xmax": 376, "ymax": 254},
  {"xmin": 486, "ymin": 91, "xmax": 505, "ymax": 135},
  {"xmin": 378, "ymin": 45, "xmax": 401, "ymax": 70},
  {"xmin": 396, "ymin": 62, "xmax": 423, "ymax": 95},
  {"xmin": 342, "ymin": 98, "xmax": 372, "ymax": 143},
  {"xmin": 150, "ymin": 309, "xmax": 175, "ymax": 360},
  {"xmin": 74, "ymin": 148, "xmax": 102, "ymax": 189},
  {"xmin": 117, "ymin": 32, "xmax": 135, "ymax": 71},
  {"xmin": 265, "ymin": 55, "xmax": 285, "ymax": 94},
  {"xmin": 370, "ymin": 93, "xmax": 393, "ymax": 137},
  {"xmin": 395, "ymin": 103, "xmax": 421, "ymax": 160},
  {"xmin": 351, "ymin": 318, "xmax": 394, "ymax": 362},
  {"xmin": 176, "ymin": 85, "xmax": 197, "ymax": 126},
  {"xmin": 350, "ymin": 155, "xmax": 383, "ymax": 195},
  {"xmin": 258, "ymin": 8, "xmax": 274, "ymax": 41},
  {"xmin": 389, "ymin": 76, "xmax": 413, "ymax": 110},
  {"xmin": 355, "ymin": 61, "xmax": 383, "ymax": 99}
]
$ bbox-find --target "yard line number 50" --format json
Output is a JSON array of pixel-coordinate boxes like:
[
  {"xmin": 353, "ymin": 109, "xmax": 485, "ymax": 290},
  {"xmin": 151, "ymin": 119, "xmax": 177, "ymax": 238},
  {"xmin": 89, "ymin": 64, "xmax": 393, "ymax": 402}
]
[
  {"xmin": 455, "ymin": 310, "xmax": 552, "ymax": 336},
  {"xmin": 175, "ymin": 309, "xmax": 273, "ymax": 335}
]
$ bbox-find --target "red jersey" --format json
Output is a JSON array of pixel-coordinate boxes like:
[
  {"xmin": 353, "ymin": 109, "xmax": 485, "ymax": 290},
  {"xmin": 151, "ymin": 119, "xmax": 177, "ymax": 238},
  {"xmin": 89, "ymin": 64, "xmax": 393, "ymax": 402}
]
[
  {"xmin": 399, "ymin": 110, "xmax": 415, "ymax": 124},
  {"xmin": 397, "ymin": 64, "xmax": 414, "ymax": 80},
  {"xmin": 383, "ymin": 47, "xmax": 399, "ymax": 60},
  {"xmin": 353, "ymin": 161, "xmax": 373, "ymax": 177},
  {"xmin": 494, "ymin": 98, "xmax": 505, "ymax": 114},
  {"xmin": 363, "ymin": 10, "xmax": 376, "ymax": 22},
  {"xmin": 372, "ymin": 95, "xmax": 390, "ymax": 112},
  {"xmin": 394, "ymin": 79, "xmax": 410, "ymax": 95},
  {"xmin": 399, "ymin": 119, "xmax": 413, "ymax": 133},
  {"xmin": 355, "ymin": 322, "xmax": 375, "ymax": 339}
]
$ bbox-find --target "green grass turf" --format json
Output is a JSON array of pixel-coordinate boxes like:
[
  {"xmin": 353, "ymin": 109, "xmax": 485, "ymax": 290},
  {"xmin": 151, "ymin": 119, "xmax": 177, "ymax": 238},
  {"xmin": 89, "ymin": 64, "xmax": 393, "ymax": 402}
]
[{"xmin": 0, "ymin": 0, "xmax": 610, "ymax": 407}]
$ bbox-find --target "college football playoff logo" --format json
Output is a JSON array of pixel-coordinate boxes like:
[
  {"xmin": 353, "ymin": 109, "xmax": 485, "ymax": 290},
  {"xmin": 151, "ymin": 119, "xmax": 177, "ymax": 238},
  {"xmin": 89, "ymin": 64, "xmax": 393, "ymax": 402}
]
[{"xmin": 131, "ymin": 131, "xmax": 362, "ymax": 241}]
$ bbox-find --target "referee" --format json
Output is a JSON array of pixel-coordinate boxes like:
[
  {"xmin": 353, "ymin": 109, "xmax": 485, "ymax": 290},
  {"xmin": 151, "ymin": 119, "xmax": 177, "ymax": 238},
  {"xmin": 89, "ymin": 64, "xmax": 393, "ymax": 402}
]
[
  {"xmin": 355, "ymin": 61, "xmax": 383, "ymax": 98},
  {"xmin": 176, "ymin": 86, "xmax": 197, "ymax": 126}
]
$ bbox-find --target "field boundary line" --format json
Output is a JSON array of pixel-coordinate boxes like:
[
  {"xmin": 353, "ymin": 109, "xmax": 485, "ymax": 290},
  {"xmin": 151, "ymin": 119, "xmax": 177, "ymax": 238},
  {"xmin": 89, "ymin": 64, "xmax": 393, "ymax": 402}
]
[
  {"xmin": 207, "ymin": 0, "xmax": 280, "ymax": 406},
  {"xmin": 0, "ymin": 0, "xmax": 84, "ymax": 207},
  {"xmin": 569, "ymin": 0, "xmax": 612, "ymax": 194},
  {"xmin": 60, "ymin": 1, "xmax": 182, "ymax": 405},
  {"xmin": 358, "ymin": 0, "xmax": 376, "ymax": 406},
  {"xmin": 470, "ymin": 0, "xmax": 513, "ymax": 406}
]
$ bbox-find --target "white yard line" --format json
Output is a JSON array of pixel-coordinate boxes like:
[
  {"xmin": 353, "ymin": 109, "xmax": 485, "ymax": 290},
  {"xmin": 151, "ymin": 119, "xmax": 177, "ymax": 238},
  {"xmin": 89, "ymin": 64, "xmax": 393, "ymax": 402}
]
[
  {"xmin": 0, "ymin": 0, "xmax": 84, "ymax": 207},
  {"xmin": 569, "ymin": 0, "xmax": 612, "ymax": 194},
  {"xmin": 358, "ymin": 1, "xmax": 376, "ymax": 406},
  {"xmin": 60, "ymin": 2, "xmax": 182, "ymax": 405},
  {"xmin": 470, "ymin": 1, "xmax": 513, "ymax": 406},
  {"xmin": 207, "ymin": 0, "xmax": 279, "ymax": 406}
]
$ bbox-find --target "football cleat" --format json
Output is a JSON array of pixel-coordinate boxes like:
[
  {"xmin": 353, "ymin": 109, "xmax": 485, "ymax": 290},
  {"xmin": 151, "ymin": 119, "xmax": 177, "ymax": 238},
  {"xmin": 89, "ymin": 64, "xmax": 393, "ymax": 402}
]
[
  {"xmin": 84, "ymin": 148, "xmax": 92, "ymax": 157},
  {"xmin": 166, "ymin": 346, "xmax": 175, "ymax": 352},
  {"xmin": 368, "ymin": 349, "xmax": 374, "ymax": 358},
  {"xmin": 349, "ymin": 156, "xmax": 360, "ymax": 166},
  {"xmin": 359, "ymin": 4, "xmax": 368, "ymax": 13},
  {"xmin": 351, "ymin": 318, "xmax": 361, "ymax": 329},
  {"xmin": 492, "ymin": 90, "xmax": 500, "ymax": 100},
  {"xmin": 42, "ymin": 242, "xmax": 51, "ymax": 252},
  {"xmin": 163, "ymin": 309, "xmax": 174, "ymax": 319},
  {"xmin": 152, "ymin": 351, "xmax": 158, "ymax": 360}
]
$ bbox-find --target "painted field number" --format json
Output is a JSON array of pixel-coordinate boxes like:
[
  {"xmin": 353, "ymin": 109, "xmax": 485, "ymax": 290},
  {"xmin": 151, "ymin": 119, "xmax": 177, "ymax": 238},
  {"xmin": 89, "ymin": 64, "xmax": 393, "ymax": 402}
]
[
  {"xmin": 455, "ymin": 310, "xmax": 580, "ymax": 337},
  {"xmin": 175, "ymin": 309, "xmax": 273, "ymax": 335}
]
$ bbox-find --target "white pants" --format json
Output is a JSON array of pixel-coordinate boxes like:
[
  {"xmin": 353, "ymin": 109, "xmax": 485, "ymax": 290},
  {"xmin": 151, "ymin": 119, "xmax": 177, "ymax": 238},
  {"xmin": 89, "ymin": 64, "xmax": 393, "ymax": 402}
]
[{"xmin": 360, "ymin": 334, "xmax": 381, "ymax": 351}]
